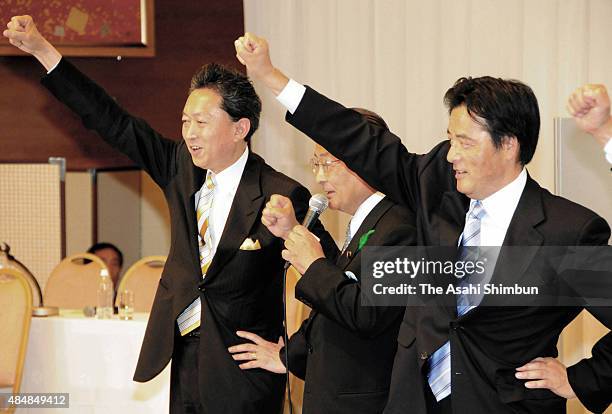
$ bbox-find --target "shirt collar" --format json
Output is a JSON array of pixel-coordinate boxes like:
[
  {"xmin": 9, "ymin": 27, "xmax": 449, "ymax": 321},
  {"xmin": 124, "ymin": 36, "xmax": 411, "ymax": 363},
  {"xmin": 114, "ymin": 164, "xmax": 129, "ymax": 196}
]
[
  {"xmin": 207, "ymin": 147, "xmax": 249, "ymax": 193},
  {"xmin": 349, "ymin": 192, "xmax": 385, "ymax": 237},
  {"xmin": 475, "ymin": 168, "xmax": 527, "ymax": 224}
]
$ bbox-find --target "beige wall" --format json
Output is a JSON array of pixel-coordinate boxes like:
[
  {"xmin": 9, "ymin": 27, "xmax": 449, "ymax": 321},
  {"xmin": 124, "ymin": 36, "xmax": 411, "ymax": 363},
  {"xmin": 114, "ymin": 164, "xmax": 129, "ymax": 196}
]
[
  {"xmin": 140, "ymin": 172, "xmax": 172, "ymax": 258},
  {"xmin": 97, "ymin": 171, "xmax": 142, "ymax": 271},
  {"xmin": 65, "ymin": 172, "xmax": 94, "ymax": 256}
]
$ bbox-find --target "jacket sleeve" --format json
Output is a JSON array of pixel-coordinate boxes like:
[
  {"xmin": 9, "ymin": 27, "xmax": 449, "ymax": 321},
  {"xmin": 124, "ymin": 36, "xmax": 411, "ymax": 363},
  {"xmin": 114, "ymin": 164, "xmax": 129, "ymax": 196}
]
[
  {"xmin": 295, "ymin": 223, "xmax": 415, "ymax": 338},
  {"xmin": 566, "ymin": 215, "xmax": 612, "ymax": 413},
  {"xmin": 41, "ymin": 58, "xmax": 180, "ymax": 188},
  {"xmin": 280, "ymin": 318, "xmax": 311, "ymax": 380},
  {"xmin": 285, "ymin": 86, "xmax": 452, "ymax": 210}
]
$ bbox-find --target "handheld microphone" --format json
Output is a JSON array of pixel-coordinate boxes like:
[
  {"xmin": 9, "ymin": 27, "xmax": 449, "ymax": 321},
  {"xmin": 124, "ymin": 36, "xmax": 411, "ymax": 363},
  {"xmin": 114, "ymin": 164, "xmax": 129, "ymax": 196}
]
[
  {"xmin": 302, "ymin": 193, "xmax": 329, "ymax": 230},
  {"xmin": 283, "ymin": 193, "xmax": 329, "ymax": 269}
]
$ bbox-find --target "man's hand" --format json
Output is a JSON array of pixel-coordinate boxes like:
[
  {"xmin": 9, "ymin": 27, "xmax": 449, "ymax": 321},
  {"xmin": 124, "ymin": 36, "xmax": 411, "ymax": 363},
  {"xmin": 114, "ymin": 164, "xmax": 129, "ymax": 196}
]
[
  {"xmin": 234, "ymin": 33, "xmax": 289, "ymax": 95},
  {"xmin": 282, "ymin": 225, "xmax": 324, "ymax": 274},
  {"xmin": 234, "ymin": 33, "xmax": 274, "ymax": 79},
  {"xmin": 228, "ymin": 331, "xmax": 286, "ymax": 374},
  {"xmin": 567, "ymin": 84, "xmax": 612, "ymax": 147},
  {"xmin": 3, "ymin": 15, "xmax": 61, "ymax": 71},
  {"xmin": 515, "ymin": 357, "xmax": 576, "ymax": 399},
  {"xmin": 262, "ymin": 194, "xmax": 299, "ymax": 240}
]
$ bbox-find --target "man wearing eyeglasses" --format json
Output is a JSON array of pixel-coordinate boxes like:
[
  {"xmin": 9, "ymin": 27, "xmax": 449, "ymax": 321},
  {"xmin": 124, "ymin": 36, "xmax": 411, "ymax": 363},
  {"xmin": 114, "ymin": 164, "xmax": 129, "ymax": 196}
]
[
  {"xmin": 234, "ymin": 33, "xmax": 612, "ymax": 414},
  {"xmin": 228, "ymin": 109, "xmax": 417, "ymax": 413}
]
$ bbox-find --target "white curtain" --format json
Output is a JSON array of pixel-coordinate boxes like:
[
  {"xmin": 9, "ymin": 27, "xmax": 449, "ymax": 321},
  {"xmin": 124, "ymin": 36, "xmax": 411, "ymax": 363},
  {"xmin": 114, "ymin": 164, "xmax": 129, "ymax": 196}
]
[
  {"xmin": 244, "ymin": 1, "xmax": 612, "ymax": 413},
  {"xmin": 245, "ymin": 0, "xmax": 612, "ymax": 239}
]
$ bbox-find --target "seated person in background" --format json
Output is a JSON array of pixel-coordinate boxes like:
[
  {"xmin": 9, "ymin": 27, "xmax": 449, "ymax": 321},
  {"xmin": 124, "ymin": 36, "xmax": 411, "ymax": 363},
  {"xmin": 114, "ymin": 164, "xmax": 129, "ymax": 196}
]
[
  {"xmin": 229, "ymin": 109, "xmax": 417, "ymax": 414},
  {"xmin": 3, "ymin": 15, "xmax": 335, "ymax": 413},
  {"xmin": 567, "ymin": 83, "xmax": 612, "ymax": 165},
  {"xmin": 87, "ymin": 242, "xmax": 123, "ymax": 291}
]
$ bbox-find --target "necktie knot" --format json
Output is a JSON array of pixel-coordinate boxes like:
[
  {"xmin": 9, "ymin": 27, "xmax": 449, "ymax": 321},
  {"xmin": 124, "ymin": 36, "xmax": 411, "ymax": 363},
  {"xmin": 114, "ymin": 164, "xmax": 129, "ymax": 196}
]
[
  {"xmin": 469, "ymin": 200, "xmax": 485, "ymax": 221},
  {"xmin": 205, "ymin": 174, "xmax": 215, "ymax": 191}
]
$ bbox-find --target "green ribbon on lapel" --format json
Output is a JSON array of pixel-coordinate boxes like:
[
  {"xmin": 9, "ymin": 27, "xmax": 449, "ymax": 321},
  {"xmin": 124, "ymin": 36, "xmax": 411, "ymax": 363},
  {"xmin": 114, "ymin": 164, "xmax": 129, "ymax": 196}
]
[{"xmin": 356, "ymin": 230, "xmax": 375, "ymax": 253}]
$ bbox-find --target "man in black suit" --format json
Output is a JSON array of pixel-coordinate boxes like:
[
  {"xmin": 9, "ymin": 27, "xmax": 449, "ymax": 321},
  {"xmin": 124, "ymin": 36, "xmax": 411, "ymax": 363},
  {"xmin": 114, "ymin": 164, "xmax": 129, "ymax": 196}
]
[
  {"xmin": 229, "ymin": 113, "xmax": 417, "ymax": 413},
  {"xmin": 3, "ymin": 17, "xmax": 335, "ymax": 413},
  {"xmin": 234, "ymin": 33, "xmax": 612, "ymax": 413},
  {"xmin": 568, "ymin": 83, "xmax": 612, "ymax": 165}
]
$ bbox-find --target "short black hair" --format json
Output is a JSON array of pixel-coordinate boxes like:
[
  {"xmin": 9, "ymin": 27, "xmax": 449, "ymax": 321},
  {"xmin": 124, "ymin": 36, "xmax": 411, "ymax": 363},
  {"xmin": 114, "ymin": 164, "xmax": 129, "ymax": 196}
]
[
  {"xmin": 443, "ymin": 76, "xmax": 540, "ymax": 165},
  {"xmin": 87, "ymin": 242, "xmax": 123, "ymax": 267},
  {"xmin": 189, "ymin": 63, "xmax": 261, "ymax": 143},
  {"xmin": 351, "ymin": 107, "xmax": 389, "ymax": 130}
]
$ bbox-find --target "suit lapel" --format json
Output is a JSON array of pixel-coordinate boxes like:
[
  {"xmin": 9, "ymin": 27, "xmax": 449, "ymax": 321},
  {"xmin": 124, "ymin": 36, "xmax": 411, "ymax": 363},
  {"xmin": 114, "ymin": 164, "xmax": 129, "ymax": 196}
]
[
  {"xmin": 436, "ymin": 191, "xmax": 469, "ymax": 247},
  {"xmin": 187, "ymin": 163, "xmax": 207, "ymax": 277},
  {"xmin": 336, "ymin": 197, "xmax": 394, "ymax": 270},
  {"xmin": 432, "ymin": 191, "xmax": 469, "ymax": 316},
  {"xmin": 202, "ymin": 154, "xmax": 265, "ymax": 283},
  {"xmin": 467, "ymin": 174, "xmax": 545, "ymax": 310}
]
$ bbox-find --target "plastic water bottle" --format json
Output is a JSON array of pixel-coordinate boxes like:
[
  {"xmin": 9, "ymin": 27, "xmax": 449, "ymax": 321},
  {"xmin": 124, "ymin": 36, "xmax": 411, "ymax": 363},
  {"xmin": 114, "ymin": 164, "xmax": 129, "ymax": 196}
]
[{"xmin": 96, "ymin": 268, "xmax": 113, "ymax": 319}]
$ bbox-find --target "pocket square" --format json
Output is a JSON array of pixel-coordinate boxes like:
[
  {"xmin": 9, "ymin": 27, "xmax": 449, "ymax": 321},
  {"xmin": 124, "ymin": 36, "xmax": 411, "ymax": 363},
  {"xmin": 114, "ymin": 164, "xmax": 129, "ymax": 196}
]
[
  {"xmin": 239, "ymin": 237, "xmax": 261, "ymax": 250},
  {"xmin": 344, "ymin": 271, "xmax": 358, "ymax": 281}
]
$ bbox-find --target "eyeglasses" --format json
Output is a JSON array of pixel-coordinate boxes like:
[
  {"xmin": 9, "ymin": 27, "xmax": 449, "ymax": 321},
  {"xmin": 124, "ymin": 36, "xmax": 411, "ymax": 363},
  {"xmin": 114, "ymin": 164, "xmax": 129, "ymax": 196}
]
[{"xmin": 309, "ymin": 158, "xmax": 342, "ymax": 175}]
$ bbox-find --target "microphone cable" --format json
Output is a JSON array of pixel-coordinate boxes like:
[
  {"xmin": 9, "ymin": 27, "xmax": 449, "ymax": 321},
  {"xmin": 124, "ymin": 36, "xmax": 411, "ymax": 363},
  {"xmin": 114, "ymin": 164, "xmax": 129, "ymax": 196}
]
[{"xmin": 282, "ymin": 264, "xmax": 294, "ymax": 414}]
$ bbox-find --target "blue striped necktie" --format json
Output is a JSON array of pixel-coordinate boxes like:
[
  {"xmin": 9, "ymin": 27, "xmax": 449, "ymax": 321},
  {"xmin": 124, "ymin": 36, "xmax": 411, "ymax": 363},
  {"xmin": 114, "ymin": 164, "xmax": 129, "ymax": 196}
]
[{"xmin": 427, "ymin": 201, "xmax": 486, "ymax": 401}]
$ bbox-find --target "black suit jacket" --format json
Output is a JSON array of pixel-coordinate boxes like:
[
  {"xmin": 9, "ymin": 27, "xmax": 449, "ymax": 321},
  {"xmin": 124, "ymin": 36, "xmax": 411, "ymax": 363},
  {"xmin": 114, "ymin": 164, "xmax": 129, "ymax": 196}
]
[
  {"xmin": 285, "ymin": 197, "xmax": 416, "ymax": 414},
  {"xmin": 285, "ymin": 86, "xmax": 612, "ymax": 414},
  {"xmin": 41, "ymin": 60, "xmax": 335, "ymax": 413}
]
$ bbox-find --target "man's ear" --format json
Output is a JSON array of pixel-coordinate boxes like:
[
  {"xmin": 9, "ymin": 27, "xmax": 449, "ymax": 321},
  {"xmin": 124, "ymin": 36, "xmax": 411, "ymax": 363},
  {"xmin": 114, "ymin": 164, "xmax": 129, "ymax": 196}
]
[
  {"xmin": 234, "ymin": 118, "xmax": 251, "ymax": 142},
  {"xmin": 501, "ymin": 135, "xmax": 520, "ymax": 161}
]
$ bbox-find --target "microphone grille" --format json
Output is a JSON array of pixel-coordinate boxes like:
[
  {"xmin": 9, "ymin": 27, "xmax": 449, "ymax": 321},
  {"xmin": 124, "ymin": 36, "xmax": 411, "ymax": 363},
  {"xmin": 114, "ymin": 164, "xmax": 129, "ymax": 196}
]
[{"xmin": 309, "ymin": 193, "xmax": 329, "ymax": 213}]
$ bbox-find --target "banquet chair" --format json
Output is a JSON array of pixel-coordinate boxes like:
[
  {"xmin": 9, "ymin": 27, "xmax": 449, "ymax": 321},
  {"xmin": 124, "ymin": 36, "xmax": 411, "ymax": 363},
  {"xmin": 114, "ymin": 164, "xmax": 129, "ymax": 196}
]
[
  {"xmin": 283, "ymin": 265, "xmax": 309, "ymax": 414},
  {"xmin": 44, "ymin": 253, "xmax": 108, "ymax": 309},
  {"xmin": 116, "ymin": 256, "xmax": 166, "ymax": 312},
  {"xmin": 0, "ymin": 243, "xmax": 43, "ymax": 308},
  {"xmin": 0, "ymin": 267, "xmax": 33, "ymax": 413}
]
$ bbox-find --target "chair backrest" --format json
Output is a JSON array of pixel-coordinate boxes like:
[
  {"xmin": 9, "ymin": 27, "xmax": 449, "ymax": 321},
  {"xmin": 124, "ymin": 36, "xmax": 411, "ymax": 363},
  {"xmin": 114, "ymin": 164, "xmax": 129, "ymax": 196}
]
[
  {"xmin": 116, "ymin": 256, "xmax": 166, "ymax": 312},
  {"xmin": 0, "ymin": 243, "xmax": 43, "ymax": 308},
  {"xmin": 283, "ymin": 265, "xmax": 309, "ymax": 413},
  {"xmin": 0, "ymin": 267, "xmax": 33, "ymax": 404},
  {"xmin": 44, "ymin": 253, "xmax": 108, "ymax": 309}
]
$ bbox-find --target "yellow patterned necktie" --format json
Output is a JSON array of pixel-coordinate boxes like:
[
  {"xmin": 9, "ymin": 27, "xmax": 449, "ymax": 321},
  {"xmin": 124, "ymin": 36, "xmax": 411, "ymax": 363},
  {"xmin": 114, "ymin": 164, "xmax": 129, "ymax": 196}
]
[{"xmin": 177, "ymin": 174, "xmax": 215, "ymax": 336}]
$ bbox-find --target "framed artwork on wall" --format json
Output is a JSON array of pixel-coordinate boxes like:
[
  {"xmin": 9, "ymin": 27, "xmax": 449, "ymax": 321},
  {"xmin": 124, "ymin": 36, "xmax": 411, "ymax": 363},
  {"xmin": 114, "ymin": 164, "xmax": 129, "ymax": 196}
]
[{"xmin": 0, "ymin": 0, "xmax": 155, "ymax": 57}]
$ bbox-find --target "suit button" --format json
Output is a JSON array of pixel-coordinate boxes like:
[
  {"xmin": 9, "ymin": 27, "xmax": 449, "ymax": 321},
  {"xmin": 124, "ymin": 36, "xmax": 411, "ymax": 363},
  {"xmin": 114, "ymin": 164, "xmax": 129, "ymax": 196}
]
[
  {"xmin": 198, "ymin": 286, "xmax": 206, "ymax": 292},
  {"xmin": 307, "ymin": 345, "xmax": 313, "ymax": 354},
  {"xmin": 420, "ymin": 352, "xmax": 429, "ymax": 360}
]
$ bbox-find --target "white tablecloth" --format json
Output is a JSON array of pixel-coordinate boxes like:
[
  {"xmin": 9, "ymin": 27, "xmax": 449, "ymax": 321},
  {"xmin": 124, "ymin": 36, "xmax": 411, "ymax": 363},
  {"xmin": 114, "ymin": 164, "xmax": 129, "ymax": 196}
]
[{"xmin": 19, "ymin": 311, "xmax": 170, "ymax": 413}]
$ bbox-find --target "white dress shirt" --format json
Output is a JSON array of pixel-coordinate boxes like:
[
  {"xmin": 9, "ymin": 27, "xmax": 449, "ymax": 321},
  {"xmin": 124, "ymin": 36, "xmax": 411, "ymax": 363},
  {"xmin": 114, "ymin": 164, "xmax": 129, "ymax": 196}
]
[
  {"xmin": 604, "ymin": 138, "xmax": 612, "ymax": 165},
  {"xmin": 343, "ymin": 192, "xmax": 385, "ymax": 281},
  {"xmin": 194, "ymin": 147, "xmax": 249, "ymax": 257},
  {"xmin": 464, "ymin": 168, "xmax": 527, "ymax": 246},
  {"xmin": 347, "ymin": 192, "xmax": 386, "ymax": 242},
  {"xmin": 276, "ymin": 79, "xmax": 307, "ymax": 114}
]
